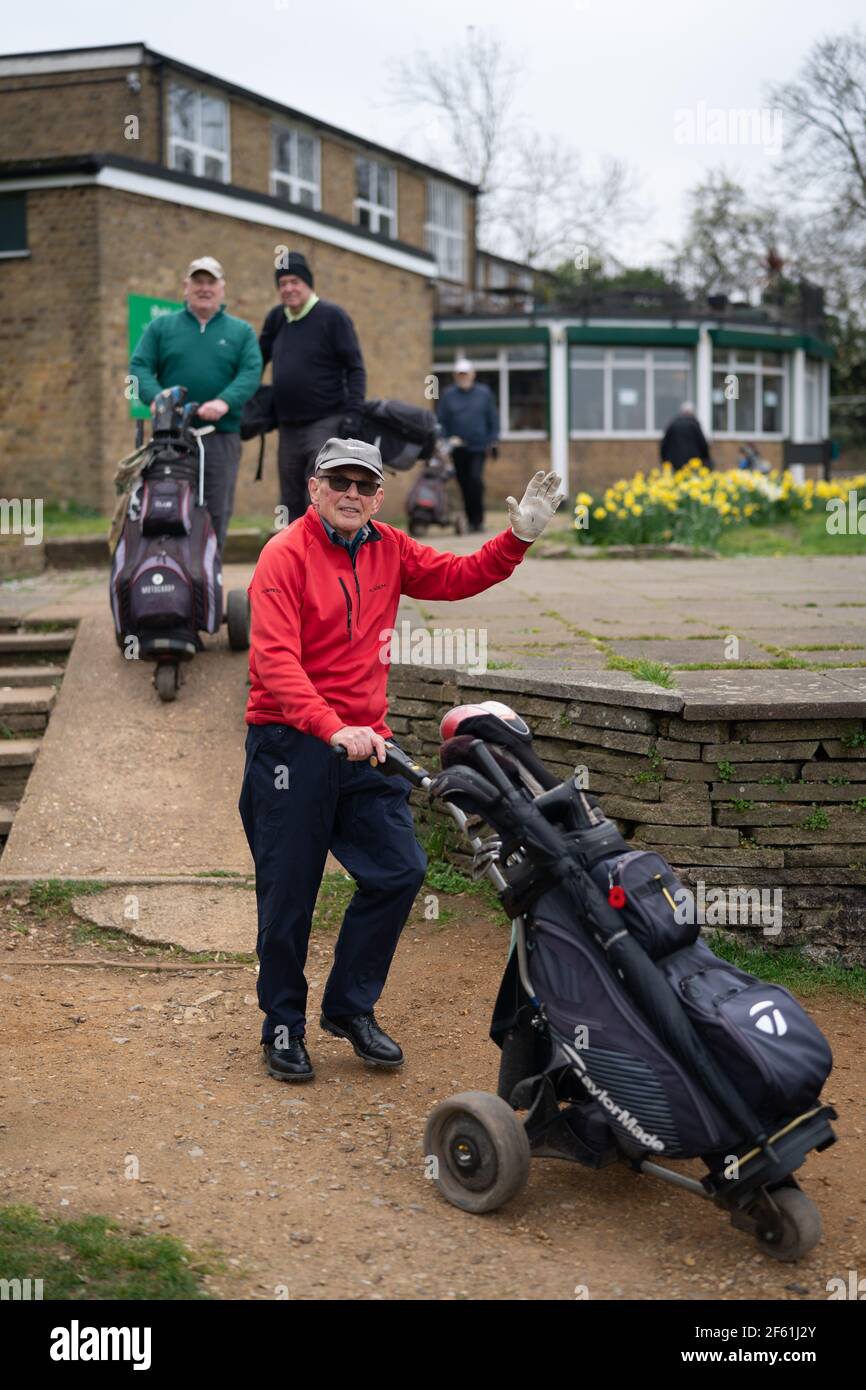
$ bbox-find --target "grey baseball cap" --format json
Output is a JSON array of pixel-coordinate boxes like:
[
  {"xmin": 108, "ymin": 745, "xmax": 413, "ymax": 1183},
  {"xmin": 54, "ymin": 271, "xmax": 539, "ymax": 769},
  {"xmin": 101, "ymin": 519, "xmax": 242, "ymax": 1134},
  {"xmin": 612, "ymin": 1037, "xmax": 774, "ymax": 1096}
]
[{"xmin": 314, "ymin": 437, "xmax": 384, "ymax": 482}]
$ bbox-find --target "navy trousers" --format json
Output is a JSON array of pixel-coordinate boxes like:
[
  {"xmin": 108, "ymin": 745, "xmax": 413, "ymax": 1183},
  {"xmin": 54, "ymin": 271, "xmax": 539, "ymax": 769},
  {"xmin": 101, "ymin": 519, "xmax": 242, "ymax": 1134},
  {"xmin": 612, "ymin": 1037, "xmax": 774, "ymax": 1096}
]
[{"xmin": 238, "ymin": 723, "xmax": 427, "ymax": 1042}]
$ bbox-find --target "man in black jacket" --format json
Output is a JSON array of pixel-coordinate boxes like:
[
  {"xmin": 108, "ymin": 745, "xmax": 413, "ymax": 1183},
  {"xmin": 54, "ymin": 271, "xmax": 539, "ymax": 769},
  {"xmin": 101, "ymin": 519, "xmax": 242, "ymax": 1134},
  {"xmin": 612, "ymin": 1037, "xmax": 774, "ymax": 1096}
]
[
  {"xmin": 260, "ymin": 251, "xmax": 367, "ymax": 521},
  {"xmin": 659, "ymin": 402, "xmax": 712, "ymax": 471}
]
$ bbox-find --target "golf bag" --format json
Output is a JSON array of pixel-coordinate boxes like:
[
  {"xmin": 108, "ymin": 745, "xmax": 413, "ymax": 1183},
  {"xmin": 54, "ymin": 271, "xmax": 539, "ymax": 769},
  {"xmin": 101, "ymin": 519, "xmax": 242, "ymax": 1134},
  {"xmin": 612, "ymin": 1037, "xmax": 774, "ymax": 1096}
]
[
  {"xmin": 433, "ymin": 710, "xmax": 833, "ymax": 1165},
  {"xmin": 359, "ymin": 398, "xmax": 438, "ymax": 472},
  {"xmin": 110, "ymin": 388, "xmax": 222, "ymax": 662}
]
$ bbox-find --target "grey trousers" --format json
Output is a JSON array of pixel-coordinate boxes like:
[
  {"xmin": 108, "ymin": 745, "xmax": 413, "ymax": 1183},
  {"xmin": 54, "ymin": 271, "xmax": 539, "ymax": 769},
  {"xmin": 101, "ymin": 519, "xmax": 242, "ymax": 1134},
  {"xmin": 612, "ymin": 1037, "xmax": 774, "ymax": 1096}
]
[
  {"xmin": 201, "ymin": 431, "xmax": 242, "ymax": 551},
  {"xmin": 277, "ymin": 414, "xmax": 344, "ymax": 522}
]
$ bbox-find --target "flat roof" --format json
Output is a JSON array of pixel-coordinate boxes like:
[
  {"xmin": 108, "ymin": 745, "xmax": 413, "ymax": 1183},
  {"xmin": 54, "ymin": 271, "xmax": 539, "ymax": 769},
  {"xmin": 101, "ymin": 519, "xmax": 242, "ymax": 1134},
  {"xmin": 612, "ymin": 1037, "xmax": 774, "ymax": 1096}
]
[{"xmin": 0, "ymin": 41, "xmax": 479, "ymax": 195}]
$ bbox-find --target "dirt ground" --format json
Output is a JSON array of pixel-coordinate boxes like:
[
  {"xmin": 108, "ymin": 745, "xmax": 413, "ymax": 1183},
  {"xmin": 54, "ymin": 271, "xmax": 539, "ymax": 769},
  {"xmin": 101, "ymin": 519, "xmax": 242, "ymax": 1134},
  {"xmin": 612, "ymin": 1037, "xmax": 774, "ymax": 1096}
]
[{"xmin": 1, "ymin": 893, "xmax": 864, "ymax": 1303}]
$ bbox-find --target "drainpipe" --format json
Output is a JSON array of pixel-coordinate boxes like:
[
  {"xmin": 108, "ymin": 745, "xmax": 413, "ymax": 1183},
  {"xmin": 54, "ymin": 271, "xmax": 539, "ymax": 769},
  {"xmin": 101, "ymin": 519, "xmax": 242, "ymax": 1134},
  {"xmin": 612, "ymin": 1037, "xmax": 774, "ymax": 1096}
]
[
  {"xmin": 696, "ymin": 323, "xmax": 713, "ymax": 437},
  {"xmin": 792, "ymin": 347, "xmax": 806, "ymax": 443},
  {"xmin": 548, "ymin": 321, "xmax": 569, "ymax": 496}
]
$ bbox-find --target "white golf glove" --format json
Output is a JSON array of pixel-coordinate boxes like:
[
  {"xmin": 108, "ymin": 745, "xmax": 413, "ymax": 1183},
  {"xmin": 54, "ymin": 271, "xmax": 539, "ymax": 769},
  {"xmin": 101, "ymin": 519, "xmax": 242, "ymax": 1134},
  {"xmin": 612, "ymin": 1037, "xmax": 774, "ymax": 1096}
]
[{"xmin": 506, "ymin": 471, "xmax": 566, "ymax": 542}]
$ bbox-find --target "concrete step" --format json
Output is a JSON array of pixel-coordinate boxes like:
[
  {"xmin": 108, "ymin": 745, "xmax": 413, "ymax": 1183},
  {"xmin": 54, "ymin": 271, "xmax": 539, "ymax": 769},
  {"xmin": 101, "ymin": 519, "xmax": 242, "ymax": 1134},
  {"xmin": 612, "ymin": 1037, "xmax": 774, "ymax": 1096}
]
[
  {"xmin": 0, "ymin": 739, "xmax": 40, "ymax": 767},
  {"xmin": 0, "ymin": 629, "xmax": 76, "ymax": 654},
  {"xmin": 0, "ymin": 687, "xmax": 57, "ymax": 716},
  {"xmin": 0, "ymin": 803, "xmax": 16, "ymax": 836},
  {"xmin": 0, "ymin": 616, "xmax": 22, "ymax": 630},
  {"xmin": 0, "ymin": 664, "xmax": 65, "ymax": 686}
]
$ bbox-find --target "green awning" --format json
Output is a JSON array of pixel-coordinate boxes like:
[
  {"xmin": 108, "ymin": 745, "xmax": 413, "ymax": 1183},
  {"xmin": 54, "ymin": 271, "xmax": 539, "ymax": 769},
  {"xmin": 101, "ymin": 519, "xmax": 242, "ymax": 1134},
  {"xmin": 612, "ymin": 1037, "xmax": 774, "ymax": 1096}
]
[
  {"xmin": 566, "ymin": 325, "xmax": 699, "ymax": 347},
  {"xmin": 433, "ymin": 325, "xmax": 549, "ymax": 347},
  {"xmin": 710, "ymin": 328, "xmax": 834, "ymax": 359}
]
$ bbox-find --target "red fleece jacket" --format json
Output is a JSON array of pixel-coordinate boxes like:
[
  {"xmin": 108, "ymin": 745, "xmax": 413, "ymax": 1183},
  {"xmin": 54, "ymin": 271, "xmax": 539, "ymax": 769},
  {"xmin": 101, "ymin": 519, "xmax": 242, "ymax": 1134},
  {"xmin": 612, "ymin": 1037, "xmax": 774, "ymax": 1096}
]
[{"xmin": 245, "ymin": 506, "xmax": 531, "ymax": 742}]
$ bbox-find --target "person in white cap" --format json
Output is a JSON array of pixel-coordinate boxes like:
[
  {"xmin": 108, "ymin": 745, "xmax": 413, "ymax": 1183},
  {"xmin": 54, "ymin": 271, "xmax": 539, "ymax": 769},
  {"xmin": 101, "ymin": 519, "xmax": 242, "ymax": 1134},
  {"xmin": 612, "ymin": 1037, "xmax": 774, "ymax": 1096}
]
[
  {"xmin": 437, "ymin": 357, "xmax": 500, "ymax": 532},
  {"xmin": 130, "ymin": 256, "xmax": 262, "ymax": 549}
]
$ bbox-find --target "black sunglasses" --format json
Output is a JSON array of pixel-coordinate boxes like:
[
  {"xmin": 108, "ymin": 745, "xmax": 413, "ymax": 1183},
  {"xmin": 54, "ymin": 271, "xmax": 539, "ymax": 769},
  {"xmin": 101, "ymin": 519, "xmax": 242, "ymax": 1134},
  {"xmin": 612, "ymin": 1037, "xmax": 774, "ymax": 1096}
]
[{"xmin": 320, "ymin": 472, "xmax": 380, "ymax": 497}]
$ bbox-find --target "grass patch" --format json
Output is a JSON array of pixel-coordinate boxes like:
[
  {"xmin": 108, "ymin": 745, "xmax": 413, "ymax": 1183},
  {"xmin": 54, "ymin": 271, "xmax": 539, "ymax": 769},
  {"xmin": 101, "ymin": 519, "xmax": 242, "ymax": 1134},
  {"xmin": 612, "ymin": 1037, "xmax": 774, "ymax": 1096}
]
[
  {"xmin": 706, "ymin": 933, "xmax": 866, "ymax": 998},
  {"xmin": 802, "ymin": 806, "xmax": 830, "ymax": 830},
  {"xmin": 606, "ymin": 653, "xmax": 675, "ymax": 688},
  {"xmin": 0, "ymin": 1205, "xmax": 212, "ymax": 1300},
  {"xmin": 715, "ymin": 511, "xmax": 866, "ymax": 557},
  {"xmin": 29, "ymin": 880, "xmax": 107, "ymax": 912}
]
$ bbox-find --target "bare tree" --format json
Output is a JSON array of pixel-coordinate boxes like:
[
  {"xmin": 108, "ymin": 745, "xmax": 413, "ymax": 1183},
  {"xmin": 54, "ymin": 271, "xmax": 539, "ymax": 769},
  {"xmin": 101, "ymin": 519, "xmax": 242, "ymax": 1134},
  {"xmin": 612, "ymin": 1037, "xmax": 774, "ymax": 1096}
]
[
  {"xmin": 665, "ymin": 170, "xmax": 790, "ymax": 301},
  {"xmin": 387, "ymin": 30, "xmax": 640, "ymax": 266}
]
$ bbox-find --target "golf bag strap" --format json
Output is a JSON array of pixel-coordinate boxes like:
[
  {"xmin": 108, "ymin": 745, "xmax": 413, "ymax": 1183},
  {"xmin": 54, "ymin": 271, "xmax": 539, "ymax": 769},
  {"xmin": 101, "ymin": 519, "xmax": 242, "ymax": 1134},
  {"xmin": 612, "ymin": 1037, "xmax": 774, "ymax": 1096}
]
[{"xmin": 255, "ymin": 435, "xmax": 265, "ymax": 482}]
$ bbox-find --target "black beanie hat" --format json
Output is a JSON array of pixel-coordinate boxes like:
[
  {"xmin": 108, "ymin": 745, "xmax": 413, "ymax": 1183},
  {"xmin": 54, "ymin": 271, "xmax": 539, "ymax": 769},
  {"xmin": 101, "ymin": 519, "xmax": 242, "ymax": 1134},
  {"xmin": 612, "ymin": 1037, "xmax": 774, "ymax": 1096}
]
[{"xmin": 275, "ymin": 250, "xmax": 313, "ymax": 288}]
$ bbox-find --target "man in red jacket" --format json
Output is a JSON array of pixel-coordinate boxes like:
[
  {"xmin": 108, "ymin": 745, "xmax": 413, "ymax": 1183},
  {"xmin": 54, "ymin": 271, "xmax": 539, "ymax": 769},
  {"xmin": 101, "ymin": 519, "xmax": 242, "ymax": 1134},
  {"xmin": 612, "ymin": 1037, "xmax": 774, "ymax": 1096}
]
[{"xmin": 239, "ymin": 437, "xmax": 564, "ymax": 1082}]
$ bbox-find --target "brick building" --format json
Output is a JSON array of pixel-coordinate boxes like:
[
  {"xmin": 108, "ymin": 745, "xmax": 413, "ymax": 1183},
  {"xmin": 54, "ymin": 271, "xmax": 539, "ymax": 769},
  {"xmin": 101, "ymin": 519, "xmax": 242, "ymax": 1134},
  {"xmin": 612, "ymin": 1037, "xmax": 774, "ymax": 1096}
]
[{"xmin": 0, "ymin": 42, "xmax": 477, "ymax": 519}]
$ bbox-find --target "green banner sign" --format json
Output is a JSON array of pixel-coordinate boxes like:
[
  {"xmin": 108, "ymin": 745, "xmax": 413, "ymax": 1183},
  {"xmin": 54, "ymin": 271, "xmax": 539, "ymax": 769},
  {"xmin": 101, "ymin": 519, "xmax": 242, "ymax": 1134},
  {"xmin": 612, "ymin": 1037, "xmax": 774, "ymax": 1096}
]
[{"xmin": 127, "ymin": 292, "xmax": 183, "ymax": 418}]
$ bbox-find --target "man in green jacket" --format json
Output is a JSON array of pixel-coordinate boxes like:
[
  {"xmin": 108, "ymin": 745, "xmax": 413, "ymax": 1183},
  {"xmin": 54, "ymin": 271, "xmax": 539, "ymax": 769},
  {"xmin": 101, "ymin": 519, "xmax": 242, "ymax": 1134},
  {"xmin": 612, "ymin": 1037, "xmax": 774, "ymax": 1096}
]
[{"xmin": 130, "ymin": 256, "xmax": 263, "ymax": 549}]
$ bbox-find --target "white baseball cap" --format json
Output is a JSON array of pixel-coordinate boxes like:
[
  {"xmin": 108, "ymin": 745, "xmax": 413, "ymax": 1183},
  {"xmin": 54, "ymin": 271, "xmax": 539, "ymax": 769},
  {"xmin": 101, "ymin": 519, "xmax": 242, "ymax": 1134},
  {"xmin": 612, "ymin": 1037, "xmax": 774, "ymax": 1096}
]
[
  {"xmin": 185, "ymin": 256, "xmax": 225, "ymax": 280},
  {"xmin": 454, "ymin": 357, "xmax": 474, "ymax": 373}
]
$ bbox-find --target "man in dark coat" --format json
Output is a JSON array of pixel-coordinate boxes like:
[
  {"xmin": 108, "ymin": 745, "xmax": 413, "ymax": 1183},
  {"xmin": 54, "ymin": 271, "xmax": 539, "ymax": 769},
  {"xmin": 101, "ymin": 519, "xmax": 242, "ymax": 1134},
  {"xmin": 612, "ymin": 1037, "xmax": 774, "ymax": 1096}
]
[
  {"xmin": 659, "ymin": 402, "xmax": 712, "ymax": 470},
  {"xmin": 437, "ymin": 357, "xmax": 499, "ymax": 532},
  {"xmin": 259, "ymin": 251, "xmax": 367, "ymax": 521}
]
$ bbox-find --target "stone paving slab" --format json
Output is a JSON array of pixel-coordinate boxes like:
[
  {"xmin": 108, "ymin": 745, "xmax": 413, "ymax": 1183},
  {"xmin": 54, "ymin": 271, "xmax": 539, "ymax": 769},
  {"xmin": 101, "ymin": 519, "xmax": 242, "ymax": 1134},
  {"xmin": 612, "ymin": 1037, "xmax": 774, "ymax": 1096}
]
[
  {"xmin": 609, "ymin": 638, "xmax": 769, "ymax": 663},
  {"xmin": 673, "ymin": 668, "xmax": 866, "ymax": 719}
]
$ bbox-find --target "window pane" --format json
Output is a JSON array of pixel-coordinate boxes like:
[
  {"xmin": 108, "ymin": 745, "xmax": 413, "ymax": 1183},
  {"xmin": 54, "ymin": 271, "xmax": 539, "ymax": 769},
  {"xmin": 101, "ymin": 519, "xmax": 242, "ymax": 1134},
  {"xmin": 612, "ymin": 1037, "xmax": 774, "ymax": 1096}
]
[
  {"xmin": 612, "ymin": 348, "xmax": 645, "ymax": 361},
  {"xmin": 273, "ymin": 128, "xmax": 292, "ymax": 174},
  {"xmin": 202, "ymin": 154, "xmax": 226, "ymax": 181},
  {"xmin": 761, "ymin": 351, "xmax": 782, "ymax": 367},
  {"xmin": 297, "ymin": 187, "xmax": 315, "ymax": 209},
  {"xmin": 169, "ymin": 86, "xmax": 196, "ymax": 141},
  {"xmin": 475, "ymin": 371, "xmax": 500, "ymax": 420},
  {"xmin": 200, "ymin": 95, "xmax": 227, "ymax": 151},
  {"xmin": 171, "ymin": 144, "xmax": 196, "ymax": 174},
  {"xmin": 378, "ymin": 212, "xmax": 395, "ymax": 238},
  {"xmin": 761, "ymin": 378, "xmax": 782, "ymax": 432},
  {"xmin": 652, "ymin": 346, "xmax": 690, "ymax": 363},
  {"xmin": 654, "ymin": 368, "xmax": 691, "ymax": 432},
  {"xmin": 712, "ymin": 372, "xmax": 728, "ymax": 432},
  {"xmin": 296, "ymin": 133, "xmax": 315, "ymax": 182},
  {"xmin": 508, "ymin": 345, "xmax": 546, "ymax": 362},
  {"xmin": 570, "ymin": 347, "xmax": 604, "ymax": 363},
  {"xmin": 612, "ymin": 368, "xmax": 646, "ymax": 429},
  {"xmin": 570, "ymin": 367, "xmax": 604, "ymax": 430},
  {"xmin": 357, "ymin": 204, "xmax": 371, "ymax": 228},
  {"xmin": 0, "ymin": 192, "xmax": 27, "ymax": 252},
  {"xmin": 357, "ymin": 157, "xmax": 371, "ymax": 201},
  {"xmin": 380, "ymin": 167, "xmax": 395, "ymax": 209},
  {"xmin": 733, "ymin": 372, "xmax": 756, "ymax": 431},
  {"xmin": 508, "ymin": 369, "xmax": 546, "ymax": 431},
  {"xmin": 733, "ymin": 349, "xmax": 756, "ymax": 364}
]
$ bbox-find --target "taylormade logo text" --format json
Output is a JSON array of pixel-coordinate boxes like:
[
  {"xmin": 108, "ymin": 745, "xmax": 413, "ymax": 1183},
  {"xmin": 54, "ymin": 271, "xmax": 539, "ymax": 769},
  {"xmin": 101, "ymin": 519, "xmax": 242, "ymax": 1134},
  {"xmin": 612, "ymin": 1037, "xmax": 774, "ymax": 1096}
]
[{"xmin": 563, "ymin": 1042, "xmax": 665, "ymax": 1151}]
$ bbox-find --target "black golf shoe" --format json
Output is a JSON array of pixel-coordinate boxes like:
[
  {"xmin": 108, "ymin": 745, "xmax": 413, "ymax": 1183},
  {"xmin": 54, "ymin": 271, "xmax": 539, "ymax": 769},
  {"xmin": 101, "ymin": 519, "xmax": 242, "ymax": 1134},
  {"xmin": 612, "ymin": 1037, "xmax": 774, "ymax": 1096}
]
[
  {"xmin": 262, "ymin": 1036, "xmax": 314, "ymax": 1082},
  {"xmin": 319, "ymin": 1011, "xmax": 404, "ymax": 1068}
]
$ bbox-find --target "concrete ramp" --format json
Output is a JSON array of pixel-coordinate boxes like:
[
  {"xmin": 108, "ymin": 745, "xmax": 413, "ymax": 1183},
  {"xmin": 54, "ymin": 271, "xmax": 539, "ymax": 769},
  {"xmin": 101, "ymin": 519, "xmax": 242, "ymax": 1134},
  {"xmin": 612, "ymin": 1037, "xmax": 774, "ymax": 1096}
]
[{"xmin": 2, "ymin": 605, "xmax": 256, "ymax": 877}]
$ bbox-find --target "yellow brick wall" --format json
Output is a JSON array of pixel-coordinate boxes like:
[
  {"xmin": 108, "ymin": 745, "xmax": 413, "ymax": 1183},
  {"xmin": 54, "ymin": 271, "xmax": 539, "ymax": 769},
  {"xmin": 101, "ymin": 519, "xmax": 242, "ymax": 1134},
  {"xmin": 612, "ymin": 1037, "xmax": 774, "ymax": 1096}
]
[
  {"xmin": 320, "ymin": 138, "xmax": 355, "ymax": 223},
  {"xmin": 397, "ymin": 169, "xmax": 426, "ymax": 248},
  {"xmin": 225, "ymin": 99, "xmax": 272, "ymax": 195},
  {"xmin": 0, "ymin": 187, "xmax": 105, "ymax": 505},
  {"xmin": 0, "ymin": 67, "xmax": 161, "ymax": 163}
]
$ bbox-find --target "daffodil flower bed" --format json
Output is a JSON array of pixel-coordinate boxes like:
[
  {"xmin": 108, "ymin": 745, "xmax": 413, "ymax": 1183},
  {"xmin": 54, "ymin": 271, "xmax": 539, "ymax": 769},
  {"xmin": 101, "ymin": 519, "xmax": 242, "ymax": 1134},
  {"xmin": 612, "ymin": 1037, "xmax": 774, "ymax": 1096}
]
[{"xmin": 572, "ymin": 460, "xmax": 866, "ymax": 548}]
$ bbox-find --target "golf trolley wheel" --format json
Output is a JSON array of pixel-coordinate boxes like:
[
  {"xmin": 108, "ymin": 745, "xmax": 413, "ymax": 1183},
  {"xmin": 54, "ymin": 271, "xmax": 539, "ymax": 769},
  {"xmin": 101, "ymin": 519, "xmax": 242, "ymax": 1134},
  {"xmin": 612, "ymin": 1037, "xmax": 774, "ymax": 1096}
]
[
  {"xmin": 754, "ymin": 1187, "xmax": 822, "ymax": 1263},
  {"xmin": 408, "ymin": 518, "xmax": 429, "ymax": 538},
  {"xmin": 154, "ymin": 663, "xmax": 180, "ymax": 703},
  {"xmin": 454, "ymin": 512, "xmax": 469, "ymax": 536},
  {"xmin": 226, "ymin": 589, "xmax": 250, "ymax": 651},
  {"xmin": 423, "ymin": 1090, "xmax": 530, "ymax": 1214}
]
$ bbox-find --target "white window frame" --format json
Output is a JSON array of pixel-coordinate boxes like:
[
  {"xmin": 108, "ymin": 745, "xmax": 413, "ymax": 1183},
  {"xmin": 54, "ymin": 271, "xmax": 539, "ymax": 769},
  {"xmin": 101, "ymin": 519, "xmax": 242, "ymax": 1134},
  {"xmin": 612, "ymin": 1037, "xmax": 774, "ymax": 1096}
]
[
  {"xmin": 433, "ymin": 348, "xmax": 548, "ymax": 440},
  {"xmin": 711, "ymin": 349, "xmax": 788, "ymax": 439},
  {"xmin": 270, "ymin": 123, "xmax": 321, "ymax": 209},
  {"xmin": 167, "ymin": 82, "xmax": 230, "ymax": 183},
  {"xmin": 354, "ymin": 156, "xmax": 397, "ymax": 237},
  {"xmin": 568, "ymin": 346, "xmax": 695, "ymax": 438},
  {"xmin": 802, "ymin": 357, "xmax": 824, "ymax": 442},
  {"xmin": 425, "ymin": 180, "xmax": 466, "ymax": 283}
]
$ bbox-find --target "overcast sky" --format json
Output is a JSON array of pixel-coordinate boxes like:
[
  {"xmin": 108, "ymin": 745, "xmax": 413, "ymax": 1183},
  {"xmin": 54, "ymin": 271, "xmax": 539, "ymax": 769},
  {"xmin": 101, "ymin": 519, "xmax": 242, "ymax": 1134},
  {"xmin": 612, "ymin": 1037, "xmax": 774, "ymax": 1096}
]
[{"xmin": 7, "ymin": 0, "xmax": 864, "ymax": 260}]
